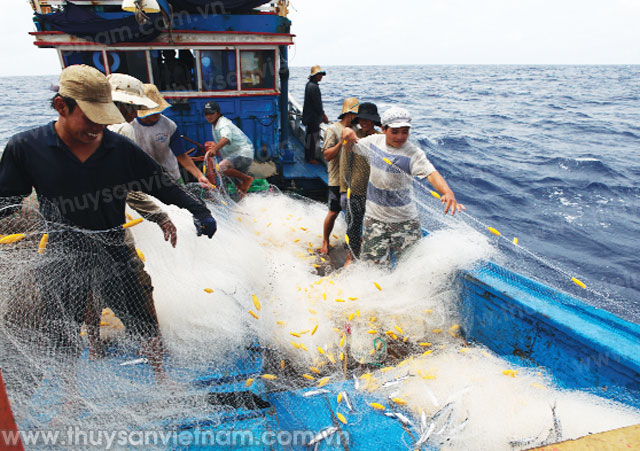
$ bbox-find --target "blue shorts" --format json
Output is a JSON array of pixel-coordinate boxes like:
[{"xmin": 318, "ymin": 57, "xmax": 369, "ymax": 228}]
[
  {"xmin": 327, "ymin": 186, "xmax": 341, "ymax": 212},
  {"xmin": 220, "ymin": 155, "xmax": 253, "ymax": 174}
]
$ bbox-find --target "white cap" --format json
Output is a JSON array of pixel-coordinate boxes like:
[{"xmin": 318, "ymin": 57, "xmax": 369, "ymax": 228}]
[
  {"xmin": 381, "ymin": 107, "xmax": 412, "ymax": 128},
  {"xmin": 107, "ymin": 73, "xmax": 158, "ymax": 109}
]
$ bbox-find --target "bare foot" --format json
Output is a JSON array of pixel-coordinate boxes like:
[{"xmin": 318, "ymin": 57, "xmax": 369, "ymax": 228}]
[
  {"xmin": 319, "ymin": 241, "xmax": 330, "ymax": 255},
  {"xmin": 343, "ymin": 255, "xmax": 353, "ymax": 267},
  {"xmin": 238, "ymin": 176, "xmax": 254, "ymax": 195},
  {"xmin": 308, "ymin": 159, "xmax": 321, "ymax": 165}
]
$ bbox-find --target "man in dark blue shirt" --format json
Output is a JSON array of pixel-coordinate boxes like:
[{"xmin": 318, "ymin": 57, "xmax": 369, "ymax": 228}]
[
  {"xmin": 302, "ymin": 65, "xmax": 329, "ymax": 164},
  {"xmin": 0, "ymin": 65, "xmax": 217, "ymax": 388}
]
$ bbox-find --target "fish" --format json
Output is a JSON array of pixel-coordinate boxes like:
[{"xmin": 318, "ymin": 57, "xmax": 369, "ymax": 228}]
[
  {"xmin": 307, "ymin": 426, "xmax": 338, "ymax": 447},
  {"xmin": 384, "ymin": 411, "xmax": 413, "ymax": 429},
  {"xmin": 341, "ymin": 391, "xmax": 354, "ymax": 412},
  {"xmin": 353, "ymin": 374, "xmax": 360, "ymax": 390},
  {"xmin": 381, "ymin": 374, "xmax": 410, "ymax": 388},
  {"xmin": 119, "ymin": 358, "xmax": 148, "ymax": 366},
  {"xmin": 414, "ymin": 421, "xmax": 435, "ymax": 448},
  {"xmin": 302, "ymin": 388, "xmax": 330, "ymax": 398}
]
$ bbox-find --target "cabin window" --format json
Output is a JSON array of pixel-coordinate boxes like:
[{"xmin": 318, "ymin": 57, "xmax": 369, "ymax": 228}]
[
  {"xmin": 240, "ymin": 50, "xmax": 275, "ymax": 90},
  {"xmin": 61, "ymin": 51, "xmax": 107, "ymax": 74},
  {"xmin": 150, "ymin": 49, "xmax": 197, "ymax": 91},
  {"xmin": 200, "ymin": 50, "xmax": 237, "ymax": 91},
  {"xmin": 106, "ymin": 51, "xmax": 149, "ymax": 82}
]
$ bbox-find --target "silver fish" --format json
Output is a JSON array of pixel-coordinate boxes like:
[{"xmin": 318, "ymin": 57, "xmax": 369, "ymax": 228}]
[
  {"xmin": 302, "ymin": 388, "xmax": 330, "ymax": 398},
  {"xmin": 119, "ymin": 358, "xmax": 148, "ymax": 366},
  {"xmin": 341, "ymin": 391, "xmax": 354, "ymax": 412},
  {"xmin": 381, "ymin": 374, "xmax": 410, "ymax": 388},
  {"xmin": 542, "ymin": 402, "xmax": 563, "ymax": 445},
  {"xmin": 307, "ymin": 426, "xmax": 338, "ymax": 446},
  {"xmin": 435, "ymin": 407, "xmax": 454, "ymax": 435},
  {"xmin": 384, "ymin": 411, "xmax": 413, "ymax": 429},
  {"xmin": 414, "ymin": 421, "xmax": 435, "ymax": 448},
  {"xmin": 353, "ymin": 374, "xmax": 360, "ymax": 390},
  {"xmin": 420, "ymin": 409, "xmax": 428, "ymax": 432},
  {"xmin": 509, "ymin": 403, "xmax": 563, "ymax": 449}
]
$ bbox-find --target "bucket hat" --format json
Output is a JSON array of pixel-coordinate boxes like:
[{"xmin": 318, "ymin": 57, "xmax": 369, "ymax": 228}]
[
  {"xmin": 107, "ymin": 73, "xmax": 158, "ymax": 109},
  {"xmin": 309, "ymin": 65, "xmax": 326, "ymax": 78},
  {"xmin": 353, "ymin": 102, "xmax": 381, "ymax": 126},
  {"xmin": 338, "ymin": 97, "xmax": 359, "ymax": 119},
  {"xmin": 137, "ymin": 84, "xmax": 172, "ymax": 118},
  {"xmin": 58, "ymin": 65, "xmax": 124, "ymax": 125},
  {"xmin": 381, "ymin": 107, "xmax": 412, "ymax": 129}
]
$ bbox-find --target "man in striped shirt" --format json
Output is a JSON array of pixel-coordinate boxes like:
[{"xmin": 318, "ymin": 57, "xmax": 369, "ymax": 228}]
[{"xmin": 341, "ymin": 107, "xmax": 465, "ymax": 267}]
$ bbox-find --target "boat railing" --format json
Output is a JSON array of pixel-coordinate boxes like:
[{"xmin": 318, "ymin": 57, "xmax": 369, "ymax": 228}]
[{"xmin": 29, "ymin": 0, "xmax": 285, "ymax": 15}]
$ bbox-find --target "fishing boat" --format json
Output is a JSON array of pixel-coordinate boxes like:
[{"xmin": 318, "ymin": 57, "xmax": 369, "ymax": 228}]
[{"xmin": 2, "ymin": 1, "xmax": 638, "ymax": 449}]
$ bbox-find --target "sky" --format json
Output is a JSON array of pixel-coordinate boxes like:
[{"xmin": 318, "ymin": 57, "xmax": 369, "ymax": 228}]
[{"xmin": 1, "ymin": 0, "xmax": 639, "ymax": 76}]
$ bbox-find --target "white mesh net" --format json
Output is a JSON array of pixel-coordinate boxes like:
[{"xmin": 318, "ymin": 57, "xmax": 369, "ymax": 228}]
[{"xmin": 1, "ymin": 169, "xmax": 639, "ymax": 450}]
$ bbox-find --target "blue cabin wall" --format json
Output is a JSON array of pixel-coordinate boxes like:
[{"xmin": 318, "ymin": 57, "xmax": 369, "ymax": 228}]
[
  {"xmin": 35, "ymin": 10, "xmax": 291, "ymax": 35},
  {"xmin": 164, "ymin": 95, "xmax": 280, "ymax": 162}
]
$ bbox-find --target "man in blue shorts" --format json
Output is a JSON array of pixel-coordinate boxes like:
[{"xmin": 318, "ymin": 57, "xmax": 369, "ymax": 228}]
[{"xmin": 203, "ymin": 101, "xmax": 255, "ymax": 196}]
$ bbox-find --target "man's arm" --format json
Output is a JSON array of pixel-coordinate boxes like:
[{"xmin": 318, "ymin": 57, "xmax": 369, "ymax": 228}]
[
  {"xmin": 205, "ymin": 137, "xmax": 230, "ymax": 157},
  {"xmin": 125, "ymin": 192, "xmax": 178, "ymax": 247},
  {"xmin": 130, "ymin": 145, "xmax": 212, "ymax": 221},
  {"xmin": 426, "ymin": 171, "xmax": 465, "ymax": 216},
  {"xmin": 0, "ymin": 140, "xmax": 35, "ymax": 219},
  {"xmin": 322, "ymin": 128, "xmax": 342, "ymax": 162},
  {"xmin": 176, "ymin": 154, "xmax": 210, "ymax": 186}
]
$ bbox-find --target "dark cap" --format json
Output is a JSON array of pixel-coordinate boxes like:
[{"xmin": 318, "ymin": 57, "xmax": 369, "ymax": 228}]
[
  {"xmin": 353, "ymin": 102, "xmax": 381, "ymax": 127},
  {"xmin": 203, "ymin": 101, "xmax": 221, "ymax": 114}
]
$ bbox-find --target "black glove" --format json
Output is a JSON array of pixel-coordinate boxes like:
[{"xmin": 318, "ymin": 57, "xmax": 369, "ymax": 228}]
[{"xmin": 194, "ymin": 214, "xmax": 217, "ymax": 238}]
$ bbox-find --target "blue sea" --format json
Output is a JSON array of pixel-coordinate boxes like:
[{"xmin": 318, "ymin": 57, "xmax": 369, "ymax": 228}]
[{"xmin": 1, "ymin": 65, "xmax": 639, "ymax": 323}]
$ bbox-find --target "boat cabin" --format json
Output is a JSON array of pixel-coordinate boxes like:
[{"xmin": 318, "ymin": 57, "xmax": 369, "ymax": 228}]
[{"xmin": 28, "ymin": 0, "xmax": 295, "ymax": 169}]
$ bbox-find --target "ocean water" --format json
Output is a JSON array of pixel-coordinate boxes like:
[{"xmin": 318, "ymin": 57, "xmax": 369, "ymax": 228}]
[
  {"xmin": 290, "ymin": 65, "xmax": 640, "ymax": 323},
  {"xmin": 1, "ymin": 65, "xmax": 639, "ymax": 323}
]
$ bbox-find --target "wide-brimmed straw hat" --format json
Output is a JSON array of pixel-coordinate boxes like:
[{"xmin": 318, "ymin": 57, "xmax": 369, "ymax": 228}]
[
  {"xmin": 137, "ymin": 84, "xmax": 171, "ymax": 118},
  {"xmin": 309, "ymin": 65, "xmax": 326, "ymax": 78},
  {"xmin": 107, "ymin": 73, "xmax": 158, "ymax": 109},
  {"xmin": 58, "ymin": 65, "xmax": 124, "ymax": 125},
  {"xmin": 338, "ymin": 97, "xmax": 359, "ymax": 119},
  {"xmin": 353, "ymin": 102, "xmax": 381, "ymax": 126}
]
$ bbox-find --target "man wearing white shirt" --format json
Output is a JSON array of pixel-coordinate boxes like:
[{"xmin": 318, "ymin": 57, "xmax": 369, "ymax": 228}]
[
  {"xmin": 341, "ymin": 107, "xmax": 465, "ymax": 267},
  {"xmin": 203, "ymin": 101, "xmax": 255, "ymax": 196}
]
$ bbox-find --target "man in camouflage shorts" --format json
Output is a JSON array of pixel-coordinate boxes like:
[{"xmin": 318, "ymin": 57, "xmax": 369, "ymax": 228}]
[
  {"xmin": 342, "ymin": 107, "xmax": 465, "ymax": 268},
  {"xmin": 360, "ymin": 217, "xmax": 422, "ymax": 266}
]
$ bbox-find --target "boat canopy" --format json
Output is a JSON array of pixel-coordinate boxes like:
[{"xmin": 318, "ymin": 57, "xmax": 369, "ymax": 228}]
[
  {"xmin": 35, "ymin": 2, "xmax": 164, "ymax": 44},
  {"xmin": 167, "ymin": 0, "xmax": 271, "ymax": 13}
]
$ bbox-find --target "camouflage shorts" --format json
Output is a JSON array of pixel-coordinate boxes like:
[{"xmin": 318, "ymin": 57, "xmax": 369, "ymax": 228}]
[{"xmin": 360, "ymin": 217, "xmax": 422, "ymax": 267}]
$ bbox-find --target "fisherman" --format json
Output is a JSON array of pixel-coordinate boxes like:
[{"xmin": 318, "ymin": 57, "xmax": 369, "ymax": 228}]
[
  {"xmin": 0, "ymin": 65, "xmax": 218, "ymax": 386},
  {"xmin": 107, "ymin": 73, "xmax": 178, "ymax": 248},
  {"xmin": 302, "ymin": 65, "xmax": 329, "ymax": 164},
  {"xmin": 76, "ymin": 73, "xmax": 181, "ymax": 360},
  {"xmin": 319, "ymin": 97, "xmax": 359, "ymax": 255},
  {"xmin": 341, "ymin": 106, "xmax": 465, "ymax": 267},
  {"xmin": 339, "ymin": 102, "xmax": 381, "ymax": 265},
  {"xmin": 132, "ymin": 84, "xmax": 210, "ymax": 186},
  {"xmin": 203, "ymin": 101, "xmax": 255, "ymax": 197}
]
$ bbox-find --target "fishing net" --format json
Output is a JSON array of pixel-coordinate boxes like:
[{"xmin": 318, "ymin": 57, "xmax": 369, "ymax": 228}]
[{"xmin": 1, "ymin": 167, "xmax": 639, "ymax": 450}]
